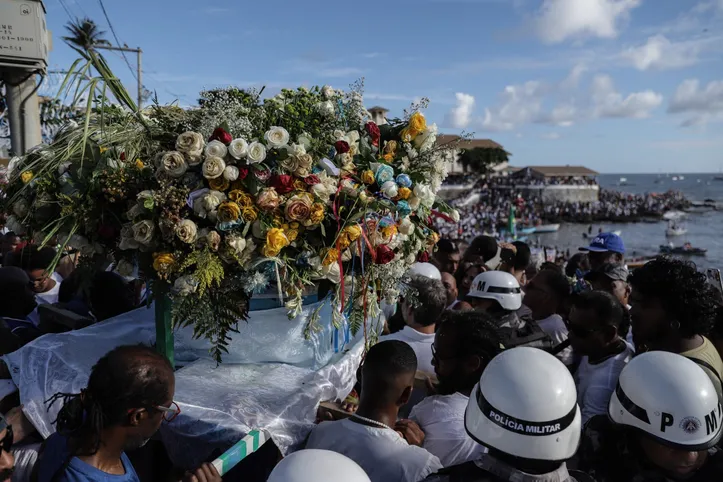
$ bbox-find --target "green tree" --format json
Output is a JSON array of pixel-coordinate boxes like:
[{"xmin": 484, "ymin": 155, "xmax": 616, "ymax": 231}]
[
  {"xmin": 459, "ymin": 147, "xmax": 509, "ymax": 173},
  {"xmin": 62, "ymin": 18, "xmax": 110, "ymax": 51}
]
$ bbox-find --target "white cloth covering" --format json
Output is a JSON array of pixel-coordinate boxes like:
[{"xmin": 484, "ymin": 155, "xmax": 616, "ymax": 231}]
[{"xmin": 306, "ymin": 418, "xmax": 443, "ymax": 482}]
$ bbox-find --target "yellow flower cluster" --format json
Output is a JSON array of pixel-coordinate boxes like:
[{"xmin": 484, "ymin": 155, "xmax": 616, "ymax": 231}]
[
  {"xmin": 400, "ymin": 112, "xmax": 427, "ymax": 142},
  {"xmin": 153, "ymin": 252, "xmax": 175, "ymax": 275},
  {"xmin": 337, "ymin": 224, "xmax": 362, "ymax": 250},
  {"xmin": 263, "ymin": 228, "xmax": 290, "ymax": 257},
  {"xmin": 20, "ymin": 171, "xmax": 33, "ymax": 184}
]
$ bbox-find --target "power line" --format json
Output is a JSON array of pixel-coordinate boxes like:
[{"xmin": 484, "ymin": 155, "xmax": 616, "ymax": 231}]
[
  {"xmin": 58, "ymin": 0, "xmax": 75, "ymax": 22},
  {"xmin": 96, "ymin": 0, "xmax": 137, "ymax": 82}
]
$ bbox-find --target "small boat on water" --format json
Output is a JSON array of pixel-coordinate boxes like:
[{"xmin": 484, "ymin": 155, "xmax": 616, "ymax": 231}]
[
  {"xmin": 672, "ymin": 176, "xmax": 679, "ymax": 181},
  {"xmin": 659, "ymin": 243, "xmax": 707, "ymax": 256},
  {"xmin": 533, "ymin": 224, "xmax": 560, "ymax": 234},
  {"xmin": 666, "ymin": 222, "xmax": 687, "ymax": 237},
  {"xmin": 663, "ymin": 210, "xmax": 686, "ymax": 221},
  {"xmin": 519, "ymin": 227, "xmax": 537, "ymax": 235}
]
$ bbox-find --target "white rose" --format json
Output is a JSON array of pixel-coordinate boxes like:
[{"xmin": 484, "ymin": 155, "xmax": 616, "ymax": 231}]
[
  {"xmin": 323, "ymin": 262, "xmax": 341, "ymax": 284},
  {"xmin": 205, "ymin": 140, "xmax": 228, "ymax": 159},
  {"xmin": 186, "ymin": 151, "xmax": 203, "ymax": 167},
  {"xmin": 333, "ymin": 129, "xmax": 345, "ymax": 141},
  {"xmin": 132, "ymin": 220, "xmax": 155, "ymax": 245},
  {"xmin": 176, "ymin": 219, "xmax": 198, "ymax": 244},
  {"xmin": 380, "ymin": 181, "xmax": 399, "ymax": 198},
  {"xmin": 228, "ymin": 138, "xmax": 249, "ymax": 159},
  {"xmin": 322, "ymin": 85, "xmax": 335, "ymax": 99},
  {"xmin": 173, "ymin": 275, "xmax": 199, "ymax": 296},
  {"xmin": 176, "ymin": 131, "xmax": 204, "ymax": 152},
  {"xmin": 223, "ymin": 166, "xmax": 240, "ymax": 181},
  {"xmin": 413, "ymin": 184, "xmax": 435, "ymax": 208},
  {"xmin": 200, "ymin": 190, "xmax": 226, "ymax": 214},
  {"xmin": 264, "ymin": 126, "xmax": 290, "ymax": 148},
  {"xmin": 116, "ymin": 259, "xmax": 135, "ymax": 277},
  {"xmin": 289, "ymin": 143, "xmax": 306, "ymax": 157},
  {"xmin": 399, "ymin": 217, "xmax": 415, "ymax": 235},
  {"xmin": 450, "ymin": 209, "xmax": 461, "ymax": 223},
  {"xmin": 346, "ymin": 130, "xmax": 360, "ymax": 144},
  {"xmin": 12, "ymin": 199, "xmax": 28, "ymax": 218},
  {"xmin": 247, "ymin": 142, "xmax": 267, "ymax": 164},
  {"xmin": 226, "ymin": 235, "xmax": 247, "ymax": 255},
  {"xmin": 414, "ymin": 123, "xmax": 438, "ymax": 151},
  {"xmin": 202, "ymin": 156, "xmax": 226, "ymax": 179},
  {"xmin": 316, "ymin": 101, "xmax": 335, "ymax": 117},
  {"xmin": 297, "ymin": 134, "xmax": 312, "ymax": 150},
  {"xmin": 409, "ymin": 195, "xmax": 421, "ymax": 210},
  {"xmin": 161, "ymin": 151, "xmax": 188, "ymax": 178}
]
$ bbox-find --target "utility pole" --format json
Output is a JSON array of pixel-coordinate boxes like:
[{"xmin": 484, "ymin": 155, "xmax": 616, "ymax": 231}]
[
  {"xmin": 3, "ymin": 71, "xmax": 43, "ymax": 154},
  {"xmin": 94, "ymin": 45, "xmax": 143, "ymax": 110}
]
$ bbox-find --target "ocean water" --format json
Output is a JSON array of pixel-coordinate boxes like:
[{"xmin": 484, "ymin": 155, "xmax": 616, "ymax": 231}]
[{"xmin": 530, "ymin": 173, "xmax": 723, "ymax": 269}]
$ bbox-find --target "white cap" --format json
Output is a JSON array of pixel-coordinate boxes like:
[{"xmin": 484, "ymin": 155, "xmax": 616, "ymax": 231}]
[
  {"xmin": 407, "ymin": 262, "xmax": 442, "ymax": 281},
  {"xmin": 268, "ymin": 449, "xmax": 370, "ymax": 482},
  {"xmin": 466, "ymin": 270, "xmax": 522, "ymax": 311},
  {"xmin": 465, "ymin": 347, "xmax": 581, "ymax": 461},
  {"xmin": 609, "ymin": 351, "xmax": 723, "ymax": 450}
]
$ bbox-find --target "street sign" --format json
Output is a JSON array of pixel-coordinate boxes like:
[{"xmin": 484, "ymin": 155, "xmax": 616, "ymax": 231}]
[{"xmin": 0, "ymin": 0, "xmax": 49, "ymax": 71}]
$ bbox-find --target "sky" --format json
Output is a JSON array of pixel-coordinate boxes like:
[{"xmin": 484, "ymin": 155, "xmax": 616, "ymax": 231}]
[{"xmin": 43, "ymin": 0, "xmax": 723, "ymax": 173}]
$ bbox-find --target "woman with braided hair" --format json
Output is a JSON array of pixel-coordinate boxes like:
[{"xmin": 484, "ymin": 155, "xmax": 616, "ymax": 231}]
[{"xmin": 33, "ymin": 345, "xmax": 220, "ymax": 482}]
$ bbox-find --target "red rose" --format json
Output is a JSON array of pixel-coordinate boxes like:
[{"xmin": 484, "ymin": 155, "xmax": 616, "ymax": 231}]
[
  {"xmin": 120, "ymin": 152, "xmax": 126, "ymax": 161},
  {"xmin": 375, "ymin": 245, "xmax": 395, "ymax": 265},
  {"xmin": 304, "ymin": 175, "xmax": 321, "ymax": 186},
  {"xmin": 209, "ymin": 127, "xmax": 233, "ymax": 145},
  {"xmin": 254, "ymin": 168, "xmax": 271, "ymax": 182},
  {"xmin": 365, "ymin": 122, "xmax": 381, "ymax": 147},
  {"xmin": 417, "ymin": 251, "xmax": 430, "ymax": 263},
  {"xmin": 334, "ymin": 140, "xmax": 350, "ymax": 154},
  {"xmin": 271, "ymin": 175, "xmax": 294, "ymax": 194},
  {"xmin": 238, "ymin": 167, "xmax": 249, "ymax": 180}
]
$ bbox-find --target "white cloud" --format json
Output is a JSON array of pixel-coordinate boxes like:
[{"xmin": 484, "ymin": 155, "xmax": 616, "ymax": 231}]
[
  {"xmin": 535, "ymin": 0, "xmax": 641, "ymax": 44},
  {"xmin": 365, "ymin": 93, "xmax": 417, "ymax": 102},
  {"xmin": 591, "ymin": 75, "xmax": 663, "ymax": 118},
  {"xmin": 541, "ymin": 132, "xmax": 561, "ymax": 140},
  {"xmin": 446, "ymin": 93, "xmax": 476, "ymax": 128},
  {"xmin": 480, "ymin": 81, "xmax": 549, "ymax": 131},
  {"xmin": 621, "ymin": 35, "xmax": 713, "ymax": 71},
  {"xmin": 668, "ymin": 79, "xmax": 723, "ymax": 126}
]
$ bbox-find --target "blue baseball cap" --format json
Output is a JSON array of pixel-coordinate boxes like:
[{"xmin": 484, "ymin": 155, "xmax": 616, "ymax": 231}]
[{"xmin": 580, "ymin": 232, "xmax": 625, "ymax": 254}]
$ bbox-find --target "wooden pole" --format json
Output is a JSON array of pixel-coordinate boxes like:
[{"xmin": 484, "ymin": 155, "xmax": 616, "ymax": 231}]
[{"xmin": 154, "ymin": 282, "xmax": 174, "ymax": 366}]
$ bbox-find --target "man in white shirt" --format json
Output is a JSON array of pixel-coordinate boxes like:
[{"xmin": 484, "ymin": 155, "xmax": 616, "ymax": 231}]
[
  {"xmin": 410, "ymin": 310, "xmax": 504, "ymax": 467},
  {"xmin": 307, "ymin": 340, "xmax": 442, "ymax": 482},
  {"xmin": 569, "ymin": 291, "xmax": 633, "ymax": 425},
  {"xmin": 380, "ymin": 275, "xmax": 447, "ymax": 374},
  {"xmin": 522, "ymin": 269, "xmax": 574, "ymax": 367},
  {"xmin": 12, "ymin": 246, "xmax": 64, "ymax": 327}
]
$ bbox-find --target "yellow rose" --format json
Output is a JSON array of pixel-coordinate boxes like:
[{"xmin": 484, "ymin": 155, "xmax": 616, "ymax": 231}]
[
  {"xmin": 209, "ymin": 176, "xmax": 230, "ymax": 191},
  {"xmin": 285, "ymin": 229, "xmax": 299, "ymax": 243},
  {"xmin": 20, "ymin": 171, "xmax": 33, "ymax": 184},
  {"xmin": 231, "ymin": 180, "xmax": 246, "ymax": 191},
  {"xmin": 343, "ymin": 224, "xmax": 362, "ymax": 242},
  {"xmin": 382, "ymin": 224, "xmax": 398, "ymax": 239},
  {"xmin": 384, "ymin": 141, "xmax": 398, "ymax": 155},
  {"xmin": 217, "ymin": 201, "xmax": 241, "ymax": 223},
  {"xmin": 399, "ymin": 127, "xmax": 416, "ymax": 143},
  {"xmin": 229, "ymin": 190, "xmax": 253, "ymax": 207},
  {"xmin": 135, "ymin": 159, "xmax": 145, "ymax": 169},
  {"xmin": 397, "ymin": 187, "xmax": 412, "ymax": 200},
  {"xmin": 408, "ymin": 112, "xmax": 427, "ymax": 135},
  {"xmin": 293, "ymin": 179, "xmax": 308, "ymax": 192},
  {"xmin": 323, "ymin": 248, "xmax": 340, "ymax": 266},
  {"xmin": 383, "ymin": 153, "xmax": 395, "ymax": 162},
  {"xmin": 289, "ymin": 221, "xmax": 300, "ymax": 229},
  {"xmin": 337, "ymin": 233, "xmax": 351, "ymax": 251},
  {"xmin": 152, "ymin": 253, "xmax": 175, "ymax": 274},
  {"xmin": 266, "ymin": 227, "xmax": 290, "ymax": 253},
  {"xmin": 241, "ymin": 206, "xmax": 258, "ymax": 222},
  {"xmin": 307, "ymin": 203, "xmax": 325, "ymax": 225},
  {"xmin": 428, "ymin": 232, "xmax": 440, "ymax": 246},
  {"xmin": 262, "ymin": 245, "xmax": 280, "ymax": 258},
  {"xmin": 99, "ymin": 147, "xmax": 109, "ymax": 154},
  {"xmin": 361, "ymin": 170, "xmax": 375, "ymax": 185}
]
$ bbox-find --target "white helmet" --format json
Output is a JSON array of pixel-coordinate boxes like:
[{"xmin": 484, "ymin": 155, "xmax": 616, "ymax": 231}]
[
  {"xmin": 609, "ymin": 351, "xmax": 723, "ymax": 450},
  {"xmin": 407, "ymin": 262, "xmax": 442, "ymax": 280},
  {"xmin": 466, "ymin": 271, "xmax": 522, "ymax": 311},
  {"xmin": 268, "ymin": 449, "xmax": 370, "ymax": 482},
  {"xmin": 465, "ymin": 347, "xmax": 581, "ymax": 461}
]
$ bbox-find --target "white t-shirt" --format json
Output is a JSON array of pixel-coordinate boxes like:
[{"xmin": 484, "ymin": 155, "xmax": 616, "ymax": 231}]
[
  {"xmin": 380, "ymin": 326, "xmax": 435, "ymax": 374},
  {"xmin": 306, "ymin": 418, "xmax": 443, "ymax": 482},
  {"xmin": 536, "ymin": 314, "xmax": 574, "ymax": 366},
  {"xmin": 28, "ymin": 272, "xmax": 64, "ymax": 327},
  {"xmin": 575, "ymin": 342, "xmax": 634, "ymax": 425},
  {"xmin": 410, "ymin": 393, "xmax": 485, "ymax": 467}
]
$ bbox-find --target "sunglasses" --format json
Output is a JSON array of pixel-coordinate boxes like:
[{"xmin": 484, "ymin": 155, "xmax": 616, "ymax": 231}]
[
  {"xmin": 154, "ymin": 402, "xmax": 181, "ymax": 423},
  {"xmin": 1, "ymin": 424, "xmax": 12, "ymax": 452}
]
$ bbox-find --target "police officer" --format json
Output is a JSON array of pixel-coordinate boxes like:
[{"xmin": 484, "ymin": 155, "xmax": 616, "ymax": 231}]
[
  {"xmin": 268, "ymin": 449, "xmax": 371, "ymax": 482},
  {"xmin": 425, "ymin": 347, "xmax": 594, "ymax": 481},
  {"xmin": 578, "ymin": 351, "xmax": 723, "ymax": 481}
]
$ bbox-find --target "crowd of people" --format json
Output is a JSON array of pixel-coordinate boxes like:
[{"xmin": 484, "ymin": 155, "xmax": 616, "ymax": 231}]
[
  {"xmin": 436, "ymin": 174, "xmax": 690, "ymax": 242},
  {"xmin": 2, "ymin": 227, "xmax": 723, "ymax": 481}
]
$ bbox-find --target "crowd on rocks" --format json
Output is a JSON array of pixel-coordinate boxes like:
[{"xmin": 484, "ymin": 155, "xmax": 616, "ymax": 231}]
[{"xmin": 2, "ymin": 228, "xmax": 723, "ymax": 482}]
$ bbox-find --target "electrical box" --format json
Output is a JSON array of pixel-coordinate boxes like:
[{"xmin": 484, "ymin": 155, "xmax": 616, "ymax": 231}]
[{"xmin": 0, "ymin": 0, "xmax": 48, "ymax": 71}]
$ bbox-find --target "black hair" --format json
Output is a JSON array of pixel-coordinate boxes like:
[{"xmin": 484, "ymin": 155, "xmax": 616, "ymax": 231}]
[
  {"xmin": 509, "ymin": 241, "xmax": 531, "ymax": 271},
  {"xmin": 90, "ymin": 272, "xmax": 137, "ymax": 321},
  {"xmin": 572, "ymin": 290, "xmax": 628, "ymax": 334},
  {"xmin": 628, "ymin": 257, "xmax": 717, "ymax": 338},
  {"xmin": 47, "ymin": 345, "xmax": 173, "ymax": 457},
  {"xmin": 12, "ymin": 245, "xmax": 57, "ymax": 272},
  {"xmin": 405, "ymin": 275, "xmax": 447, "ymax": 327},
  {"xmin": 437, "ymin": 238, "xmax": 459, "ymax": 255},
  {"xmin": 438, "ymin": 310, "xmax": 504, "ymax": 362},
  {"xmin": 464, "ymin": 236, "xmax": 498, "ymax": 263},
  {"xmin": 361, "ymin": 340, "xmax": 417, "ymax": 404},
  {"xmin": 565, "ymin": 253, "xmax": 590, "ymax": 278},
  {"xmin": 540, "ymin": 269, "xmax": 571, "ymax": 302},
  {"xmin": 539, "ymin": 262, "xmax": 563, "ymax": 274}
]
